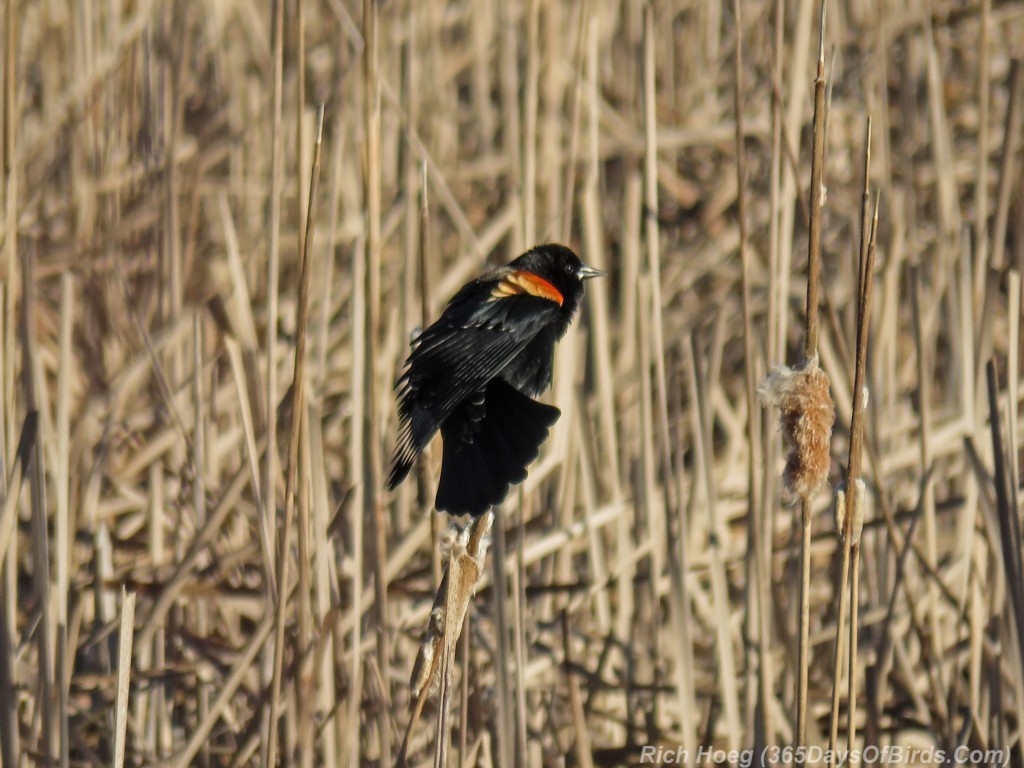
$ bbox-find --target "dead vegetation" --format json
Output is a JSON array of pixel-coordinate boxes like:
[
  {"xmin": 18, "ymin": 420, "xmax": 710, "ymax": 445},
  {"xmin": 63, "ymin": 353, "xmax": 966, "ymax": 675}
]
[{"xmin": 1, "ymin": 1, "xmax": 1023, "ymax": 766}]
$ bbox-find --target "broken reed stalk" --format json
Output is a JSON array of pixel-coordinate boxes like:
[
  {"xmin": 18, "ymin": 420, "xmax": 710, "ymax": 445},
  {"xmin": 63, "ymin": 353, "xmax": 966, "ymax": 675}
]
[
  {"xmin": 828, "ymin": 118, "xmax": 876, "ymax": 764},
  {"xmin": 397, "ymin": 513, "xmax": 494, "ymax": 767},
  {"xmin": 992, "ymin": 60, "xmax": 1023, "ymax": 272},
  {"xmin": 798, "ymin": 0, "xmax": 828, "ymax": 748},
  {"xmin": 267, "ymin": 107, "xmax": 325, "ymax": 767},
  {"xmin": 113, "ymin": 588, "xmax": 136, "ymax": 768}
]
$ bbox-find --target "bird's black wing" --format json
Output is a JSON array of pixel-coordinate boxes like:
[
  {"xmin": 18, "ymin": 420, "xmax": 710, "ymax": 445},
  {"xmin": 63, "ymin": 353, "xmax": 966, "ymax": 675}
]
[{"xmin": 387, "ymin": 274, "xmax": 562, "ymax": 489}]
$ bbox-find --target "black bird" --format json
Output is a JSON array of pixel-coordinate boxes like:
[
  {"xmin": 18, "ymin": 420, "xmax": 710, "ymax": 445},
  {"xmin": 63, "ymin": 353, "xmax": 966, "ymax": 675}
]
[{"xmin": 388, "ymin": 244, "xmax": 603, "ymax": 516}]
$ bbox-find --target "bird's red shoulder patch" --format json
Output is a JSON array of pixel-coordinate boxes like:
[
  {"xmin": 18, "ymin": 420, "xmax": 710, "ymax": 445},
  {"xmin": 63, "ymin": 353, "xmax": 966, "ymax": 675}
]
[{"xmin": 490, "ymin": 270, "xmax": 564, "ymax": 306}]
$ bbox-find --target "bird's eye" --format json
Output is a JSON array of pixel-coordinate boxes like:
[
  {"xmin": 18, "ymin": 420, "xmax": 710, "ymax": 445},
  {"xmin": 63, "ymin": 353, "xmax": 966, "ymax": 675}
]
[{"xmin": 565, "ymin": 263, "xmax": 574, "ymax": 274}]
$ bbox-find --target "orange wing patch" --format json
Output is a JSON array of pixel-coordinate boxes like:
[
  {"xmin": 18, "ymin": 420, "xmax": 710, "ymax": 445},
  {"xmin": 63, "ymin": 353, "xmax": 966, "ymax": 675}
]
[{"xmin": 490, "ymin": 270, "xmax": 564, "ymax": 306}]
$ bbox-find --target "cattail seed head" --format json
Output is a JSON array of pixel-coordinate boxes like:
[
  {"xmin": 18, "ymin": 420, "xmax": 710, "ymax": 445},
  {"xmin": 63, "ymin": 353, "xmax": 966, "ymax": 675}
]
[{"xmin": 760, "ymin": 358, "xmax": 836, "ymax": 499}]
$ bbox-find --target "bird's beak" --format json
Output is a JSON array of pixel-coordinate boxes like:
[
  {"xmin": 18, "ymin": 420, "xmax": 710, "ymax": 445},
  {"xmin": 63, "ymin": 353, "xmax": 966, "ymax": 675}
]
[{"xmin": 578, "ymin": 265, "xmax": 605, "ymax": 281}]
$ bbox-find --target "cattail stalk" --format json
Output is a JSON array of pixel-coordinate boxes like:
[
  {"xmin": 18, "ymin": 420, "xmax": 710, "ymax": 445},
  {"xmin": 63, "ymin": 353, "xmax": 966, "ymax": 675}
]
[{"xmin": 828, "ymin": 118, "xmax": 877, "ymax": 763}]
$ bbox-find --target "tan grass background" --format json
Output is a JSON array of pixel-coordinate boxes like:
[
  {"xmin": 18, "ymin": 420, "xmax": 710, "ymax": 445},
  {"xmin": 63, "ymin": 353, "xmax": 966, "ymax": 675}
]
[{"xmin": 1, "ymin": 0, "xmax": 1023, "ymax": 766}]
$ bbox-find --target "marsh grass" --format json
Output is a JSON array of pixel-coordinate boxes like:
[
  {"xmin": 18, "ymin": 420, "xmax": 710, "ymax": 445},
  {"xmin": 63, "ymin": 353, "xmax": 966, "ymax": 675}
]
[{"xmin": 0, "ymin": 1, "xmax": 1022, "ymax": 766}]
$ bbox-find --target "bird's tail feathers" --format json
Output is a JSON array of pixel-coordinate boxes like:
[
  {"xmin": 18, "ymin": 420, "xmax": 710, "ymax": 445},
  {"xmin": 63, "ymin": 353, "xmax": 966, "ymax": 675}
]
[{"xmin": 436, "ymin": 380, "xmax": 560, "ymax": 516}]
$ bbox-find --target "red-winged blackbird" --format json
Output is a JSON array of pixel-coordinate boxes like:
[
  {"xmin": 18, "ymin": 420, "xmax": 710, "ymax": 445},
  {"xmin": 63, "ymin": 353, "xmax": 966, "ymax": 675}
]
[{"xmin": 388, "ymin": 244, "xmax": 603, "ymax": 516}]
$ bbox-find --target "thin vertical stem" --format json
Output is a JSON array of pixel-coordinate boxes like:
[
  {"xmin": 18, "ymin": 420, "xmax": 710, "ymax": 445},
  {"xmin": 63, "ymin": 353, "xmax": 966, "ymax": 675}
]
[
  {"xmin": 522, "ymin": 0, "xmax": 539, "ymax": 245},
  {"xmin": 992, "ymin": 60, "xmax": 1023, "ymax": 271},
  {"xmin": 113, "ymin": 590, "xmax": 136, "ymax": 768},
  {"xmin": 22, "ymin": 245, "xmax": 55, "ymax": 766},
  {"xmin": 845, "ymin": 185, "xmax": 880, "ymax": 768},
  {"xmin": 262, "ymin": 0, "xmax": 284, "ymax": 762},
  {"xmin": 490, "ymin": 518, "xmax": 514, "ymax": 768},
  {"xmin": 828, "ymin": 119, "xmax": 873, "ymax": 764},
  {"xmin": 262, "ymin": 0, "xmax": 284, "ymax": 610},
  {"xmin": 641, "ymin": 2, "xmax": 671, "ymax": 488},
  {"xmin": 796, "ymin": 497, "xmax": 812, "ymax": 747},
  {"xmin": 974, "ymin": 0, "xmax": 991, "ymax": 282},
  {"xmin": 847, "ymin": 542, "xmax": 862, "ymax": 764},
  {"xmin": 827, "ymin": 539, "xmax": 851, "ymax": 764},
  {"xmin": 418, "ymin": 163, "xmax": 442, "ymax": 588},
  {"xmin": 363, "ymin": 1, "xmax": 392, "ymax": 760},
  {"xmin": 797, "ymin": 3, "xmax": 828, "ymax": 749},
  {"xmin": 803, "ymin": 2, "xmax": 827, "ymax": 361},
  {"xmin": 733, "ymin": 0, "xmax": 771, "ymax": 746},
  {"xmin": 292, "ymin": 10, "xmax": 315, "ymax": 765},
  {"xmin": 267, "ymin": 107, "xmax": 324, "ymax": 768},
  {"xmin": 55, "ymin": 273, "xmax": 73, "ymax": 768}
]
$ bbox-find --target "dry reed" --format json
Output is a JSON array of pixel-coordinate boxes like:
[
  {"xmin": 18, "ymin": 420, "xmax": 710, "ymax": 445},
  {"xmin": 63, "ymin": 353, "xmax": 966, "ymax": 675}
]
[{"xmin": 0, "ymin": 2, "xmax": 1020, "ymax": 767}]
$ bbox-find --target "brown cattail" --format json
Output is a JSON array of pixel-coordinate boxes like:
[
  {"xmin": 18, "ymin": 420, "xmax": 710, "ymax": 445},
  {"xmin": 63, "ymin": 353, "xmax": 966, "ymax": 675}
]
[{"xmin": 760, "ymin": 358, "xmax": 835, "ymax": 499}]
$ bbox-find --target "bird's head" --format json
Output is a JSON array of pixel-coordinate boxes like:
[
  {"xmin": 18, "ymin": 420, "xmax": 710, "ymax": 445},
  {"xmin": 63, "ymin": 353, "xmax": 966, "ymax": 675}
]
[{"xmin": 507, "ymin": 244, "xmax": 604, "ymax": 312}]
